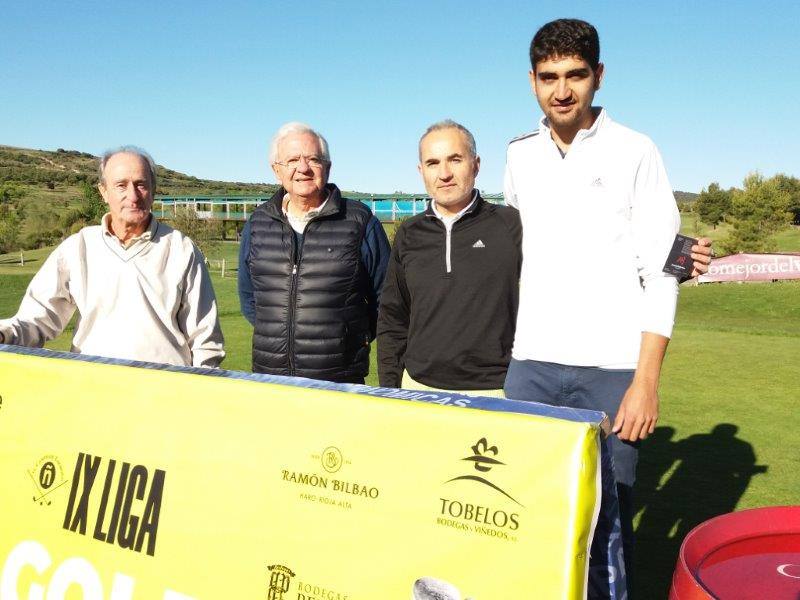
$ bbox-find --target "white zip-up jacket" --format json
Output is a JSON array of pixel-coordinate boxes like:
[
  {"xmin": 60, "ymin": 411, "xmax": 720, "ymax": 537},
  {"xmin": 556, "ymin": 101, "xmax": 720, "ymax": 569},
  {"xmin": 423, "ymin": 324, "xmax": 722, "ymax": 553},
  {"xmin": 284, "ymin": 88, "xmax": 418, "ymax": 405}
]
[{"xmin": 504, "ymin": 109, "xmax": 680, "ymax": 368}]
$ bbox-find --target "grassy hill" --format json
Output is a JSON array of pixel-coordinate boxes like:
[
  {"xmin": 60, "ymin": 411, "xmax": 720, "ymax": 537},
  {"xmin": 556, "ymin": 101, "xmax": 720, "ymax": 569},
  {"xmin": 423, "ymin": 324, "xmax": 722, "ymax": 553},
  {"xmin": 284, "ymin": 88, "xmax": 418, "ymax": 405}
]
[
  {"xmin": 674, "ymin": 190, "xmax": 698, "ymax": 204},
  {"xmin": 2, "ymin": 143, "xmax": 701, "ymax": 205},
  {"xmin": 0, "ymin": 144, "xmax": 280, "ymax": 203}
]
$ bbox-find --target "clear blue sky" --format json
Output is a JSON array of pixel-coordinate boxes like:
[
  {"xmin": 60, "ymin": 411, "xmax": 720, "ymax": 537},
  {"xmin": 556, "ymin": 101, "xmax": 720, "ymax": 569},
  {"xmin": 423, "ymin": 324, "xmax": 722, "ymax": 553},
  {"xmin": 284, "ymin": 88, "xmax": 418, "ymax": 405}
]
[{"xmin": 2, "ymin": 1, "xmax": 798, "ymax": 195}]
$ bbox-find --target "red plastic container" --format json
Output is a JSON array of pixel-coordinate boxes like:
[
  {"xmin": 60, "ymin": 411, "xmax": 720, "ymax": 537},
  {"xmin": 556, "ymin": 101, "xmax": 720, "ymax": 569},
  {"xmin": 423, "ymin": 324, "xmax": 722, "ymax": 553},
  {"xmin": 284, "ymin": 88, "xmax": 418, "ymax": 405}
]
[{"xmin": 669, "ymin": 506, "xmax": 800, "ymax": 599}]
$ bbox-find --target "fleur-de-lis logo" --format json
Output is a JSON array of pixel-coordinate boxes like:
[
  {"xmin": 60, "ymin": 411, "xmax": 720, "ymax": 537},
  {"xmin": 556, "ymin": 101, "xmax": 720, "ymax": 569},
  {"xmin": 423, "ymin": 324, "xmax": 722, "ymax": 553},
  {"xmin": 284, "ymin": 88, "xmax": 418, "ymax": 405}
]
[
  {"xmin": 465, "ymin": 438, "xmax": 505, "ymax": 473},
  {"xmin": 445, "ymin": 438, "xmax": 523, "ymax": 507}
]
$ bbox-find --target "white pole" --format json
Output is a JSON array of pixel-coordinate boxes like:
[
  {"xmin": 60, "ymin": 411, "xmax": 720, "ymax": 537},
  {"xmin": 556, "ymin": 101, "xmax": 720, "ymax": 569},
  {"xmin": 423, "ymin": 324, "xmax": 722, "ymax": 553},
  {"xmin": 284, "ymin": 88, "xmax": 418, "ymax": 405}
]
[
  {"xmin": 221, "ymin": 258, "xmax": 226, "ymax": 278},
  {"xmin": 19, "ymin": 250, "xmax": 24, "ymax": 266}
]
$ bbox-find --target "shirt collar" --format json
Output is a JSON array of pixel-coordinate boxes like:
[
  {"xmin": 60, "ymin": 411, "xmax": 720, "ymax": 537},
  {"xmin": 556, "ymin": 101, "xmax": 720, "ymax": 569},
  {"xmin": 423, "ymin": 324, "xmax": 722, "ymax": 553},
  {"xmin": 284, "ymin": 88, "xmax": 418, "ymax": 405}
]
[
  {"xmin": 431, "ymin": 190, "xmax": 478, "ymax": 224},
  {"xmin": 282, "ymin": 192, "xmax": 330, "ymax": 234},
  {"xmin": 101, "ymin": 213, "xmax": 156, "ymax": 249},
  {"xmin": 539, "ymin": 107, "xmax": 606, "ymax": 146},
  {"xmin": 282, "ymin": 192, "xmax": 329, "ymax": 222}
]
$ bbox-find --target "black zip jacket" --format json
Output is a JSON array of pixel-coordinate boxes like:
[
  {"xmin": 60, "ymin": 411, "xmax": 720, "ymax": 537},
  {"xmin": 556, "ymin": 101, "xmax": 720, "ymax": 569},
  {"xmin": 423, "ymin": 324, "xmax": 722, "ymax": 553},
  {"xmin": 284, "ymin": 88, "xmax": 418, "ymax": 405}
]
[{"xmin": 377, "ymin": 193, "xmax": 522, "ymax": 389}]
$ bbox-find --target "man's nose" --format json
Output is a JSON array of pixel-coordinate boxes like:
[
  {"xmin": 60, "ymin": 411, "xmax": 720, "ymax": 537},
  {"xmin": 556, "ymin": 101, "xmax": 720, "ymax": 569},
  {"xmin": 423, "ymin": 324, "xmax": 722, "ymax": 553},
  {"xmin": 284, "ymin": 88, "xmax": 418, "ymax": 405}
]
[
  {"xmin": 438, "ymin": 163, "xmax": 453, "ymax": 179},
  {"xmin": 296, "ymin": 155, "xmax": 313, "ymax": 172},
  {"xmin": 555, "ymin": 77, "xmax": 570, "ymax": 100}
]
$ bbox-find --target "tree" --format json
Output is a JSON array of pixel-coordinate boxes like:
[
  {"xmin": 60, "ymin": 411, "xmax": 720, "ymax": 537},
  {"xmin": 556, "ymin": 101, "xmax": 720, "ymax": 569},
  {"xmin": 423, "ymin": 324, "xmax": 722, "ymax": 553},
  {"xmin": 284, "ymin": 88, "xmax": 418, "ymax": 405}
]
[
  {"xmin": 0, "ymin": 184, "xmax": 26, "ymax": 253},
  {"xmin": 0, "ymin": 183, "xmax": 26, "ymax": 204},
  {"xmin": 62, "ymin": 182, "xmax": 106, "ymax": 233},
  {"xmin": 22, "ymin": 203, "xmax": 63, "ymax": 249},
  {"xmin": 694, "ymin": 182, "xmax": 732, "ymax": 228},
  {"xmin": 0, "ymin": 205, "xmax": 23, "ymax": 253},
  {"xmin": 721, "ymin": 173, "xmax": 792, "ymax": 254},
  {"xmin": 773, "ymin": 173, "xmax": 800, "ymax": 224},
  {"xmin": 167, "ymin": 206, "xmax": 222, "ymax": 259}
]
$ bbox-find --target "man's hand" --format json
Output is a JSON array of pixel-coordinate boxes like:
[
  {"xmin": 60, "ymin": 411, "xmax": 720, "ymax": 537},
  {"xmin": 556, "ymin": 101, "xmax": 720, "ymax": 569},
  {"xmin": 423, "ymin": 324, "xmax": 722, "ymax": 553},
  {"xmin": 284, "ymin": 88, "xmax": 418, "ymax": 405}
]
[
  {"xmin": 690, "ymin": 237, "xmax": 714, "ymax": 277},
  {"xmin": 612, "ymin": 379, "xmax": 659, "ymax": 441},
  {"xmin": 613, "ymin": 332, "xmax": 670, "ymax": 441}
]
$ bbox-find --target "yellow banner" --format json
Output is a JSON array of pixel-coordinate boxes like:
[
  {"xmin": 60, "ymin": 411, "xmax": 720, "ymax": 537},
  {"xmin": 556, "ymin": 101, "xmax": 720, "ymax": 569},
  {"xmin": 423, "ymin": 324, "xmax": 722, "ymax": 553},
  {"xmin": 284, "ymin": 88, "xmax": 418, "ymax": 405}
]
[{"xmin": 0, "ymin": 348, "xmax": 604, "ymax": 599}]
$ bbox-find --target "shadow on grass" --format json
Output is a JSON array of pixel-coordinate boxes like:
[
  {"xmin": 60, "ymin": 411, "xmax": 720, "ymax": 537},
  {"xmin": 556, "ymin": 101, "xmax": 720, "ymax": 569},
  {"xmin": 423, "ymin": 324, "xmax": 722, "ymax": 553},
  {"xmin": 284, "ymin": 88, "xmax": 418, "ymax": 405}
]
[{"xmin": 634, "ymin": 424, "xmax": 767, "ymax": 597}]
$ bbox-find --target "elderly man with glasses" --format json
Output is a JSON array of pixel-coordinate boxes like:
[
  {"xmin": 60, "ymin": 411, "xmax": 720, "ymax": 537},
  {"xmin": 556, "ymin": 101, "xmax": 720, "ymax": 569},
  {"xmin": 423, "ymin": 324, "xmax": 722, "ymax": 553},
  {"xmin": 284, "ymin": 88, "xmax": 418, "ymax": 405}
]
[{"xmin": 238, "ymin": 122, "xmax": 390, "ymax": 383}]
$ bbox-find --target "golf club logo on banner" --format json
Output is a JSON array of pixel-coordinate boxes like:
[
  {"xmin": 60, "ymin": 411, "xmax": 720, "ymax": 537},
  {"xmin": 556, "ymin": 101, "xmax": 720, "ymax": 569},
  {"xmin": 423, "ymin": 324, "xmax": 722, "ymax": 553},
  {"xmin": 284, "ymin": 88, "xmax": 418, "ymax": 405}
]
[
  {"xmin": 436, "ymin": 438, "xmax": 522, "ymax": 541},
  {"xmin": 28, "ymin": 455, "xmax": 69, "ymax": 506},
  {"xmin": 267, "ymin": 564, "xmax": 295, "ymax": 600}
]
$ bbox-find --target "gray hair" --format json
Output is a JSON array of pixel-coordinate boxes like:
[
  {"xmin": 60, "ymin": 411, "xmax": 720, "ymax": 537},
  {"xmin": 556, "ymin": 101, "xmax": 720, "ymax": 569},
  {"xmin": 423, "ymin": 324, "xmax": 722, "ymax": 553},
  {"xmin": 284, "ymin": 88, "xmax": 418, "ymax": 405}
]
[
  {"xmin": 98, "ymin": 145, "xmax": 157, "ymax": 189},
  {"xmin": 269, "ymin": 121, "xmax": 330, "ymax": 164},
  {"xmin": 418, "ymin": 119, "xmax": 477, "ymax": 161}
]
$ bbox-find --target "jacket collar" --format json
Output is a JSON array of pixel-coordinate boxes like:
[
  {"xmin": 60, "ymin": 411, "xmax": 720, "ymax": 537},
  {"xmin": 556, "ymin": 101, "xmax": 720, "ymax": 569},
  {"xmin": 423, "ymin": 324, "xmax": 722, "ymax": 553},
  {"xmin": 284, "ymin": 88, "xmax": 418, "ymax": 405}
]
[
  {"xmin": 424, "ymin": 189, "xmax": 483, "ymax": 219},
  {"xmin": 265, "ymin": 183, "xmax": 343, "ymax": 221},
  {"xmin": 539, "ymin": 107, "xmax": 606, "ymax": 145}
]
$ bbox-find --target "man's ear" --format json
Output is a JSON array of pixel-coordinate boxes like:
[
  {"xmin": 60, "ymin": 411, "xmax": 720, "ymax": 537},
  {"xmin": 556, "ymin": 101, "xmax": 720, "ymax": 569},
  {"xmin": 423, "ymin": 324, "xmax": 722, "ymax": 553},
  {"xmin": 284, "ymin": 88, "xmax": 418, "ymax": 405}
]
[
  {"xmin": 97, "ymin": 182, "xmax": 109, "ymax": 205},
  {"xmin": 528, "ymin": 70, "xmax": 538, "ymax": 98},
  {"xmin": 594, "ymin": 63, "xmax": 605, "ymax": 91}
]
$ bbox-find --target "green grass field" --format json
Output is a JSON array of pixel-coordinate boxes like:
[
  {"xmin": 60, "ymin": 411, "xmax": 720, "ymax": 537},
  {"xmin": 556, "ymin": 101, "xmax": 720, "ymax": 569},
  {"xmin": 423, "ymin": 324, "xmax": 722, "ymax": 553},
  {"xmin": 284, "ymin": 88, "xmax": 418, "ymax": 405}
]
[{"xmin": 1, "ymin": 224, "xmax": 799, "ymax": 596}]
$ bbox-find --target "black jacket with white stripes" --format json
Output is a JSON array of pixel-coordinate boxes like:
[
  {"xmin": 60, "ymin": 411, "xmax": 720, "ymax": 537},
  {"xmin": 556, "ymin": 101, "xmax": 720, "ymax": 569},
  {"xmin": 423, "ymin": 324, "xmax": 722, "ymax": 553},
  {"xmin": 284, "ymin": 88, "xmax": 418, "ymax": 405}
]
[{"xmin": 377, "ymin": 193, "xmax": 522, "ymax": 390}]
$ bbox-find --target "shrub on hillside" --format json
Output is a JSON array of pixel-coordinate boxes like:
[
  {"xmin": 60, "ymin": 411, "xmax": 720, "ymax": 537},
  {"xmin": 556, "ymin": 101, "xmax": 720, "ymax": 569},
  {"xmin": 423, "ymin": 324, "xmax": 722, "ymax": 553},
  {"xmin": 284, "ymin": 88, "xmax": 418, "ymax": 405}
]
[
  {"xmin": 23, "ymin": 205, "xmax": 63, "ymax": 250},
  {"xmin": 61, "ymin": 182, "xmax": 106, "ymax": 231},
  {"xmin": 721, "ymin": 173, "xmax": 793, "ymax": 254}
]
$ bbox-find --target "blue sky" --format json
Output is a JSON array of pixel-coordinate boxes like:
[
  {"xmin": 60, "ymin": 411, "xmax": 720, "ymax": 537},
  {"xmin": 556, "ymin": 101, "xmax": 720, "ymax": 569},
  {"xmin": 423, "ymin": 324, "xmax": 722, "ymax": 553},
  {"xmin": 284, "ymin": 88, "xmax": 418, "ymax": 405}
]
[{"xmin": 2, "ymin": 1, "xmax": 799, "ymax": 194}]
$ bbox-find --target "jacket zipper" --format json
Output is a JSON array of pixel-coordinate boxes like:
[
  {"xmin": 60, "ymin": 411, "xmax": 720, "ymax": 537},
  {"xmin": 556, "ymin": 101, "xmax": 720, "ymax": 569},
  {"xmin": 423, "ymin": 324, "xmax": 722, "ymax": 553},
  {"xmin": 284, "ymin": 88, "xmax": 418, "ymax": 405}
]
[
  {"xmin": 287, "ymin": 211, "xmax": 324, "ymax": 375},
  {"xmin": 430, "ymin": 195, "xmax": 477, "ymax": 274},
  {"xmin": 288, "ymin": 232, "xmax": 299, "ymax": 375},
  {"xmin": 444, "ymin": 221, "xmax": 453, "ymax": 273}
]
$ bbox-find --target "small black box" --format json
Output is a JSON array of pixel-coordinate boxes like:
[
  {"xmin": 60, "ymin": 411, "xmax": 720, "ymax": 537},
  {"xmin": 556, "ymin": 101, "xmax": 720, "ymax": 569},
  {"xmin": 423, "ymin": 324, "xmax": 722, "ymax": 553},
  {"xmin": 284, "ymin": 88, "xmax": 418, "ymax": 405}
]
[{"xmin": 663, "ymin": 234, "xmax": 698, "ymax": 278}]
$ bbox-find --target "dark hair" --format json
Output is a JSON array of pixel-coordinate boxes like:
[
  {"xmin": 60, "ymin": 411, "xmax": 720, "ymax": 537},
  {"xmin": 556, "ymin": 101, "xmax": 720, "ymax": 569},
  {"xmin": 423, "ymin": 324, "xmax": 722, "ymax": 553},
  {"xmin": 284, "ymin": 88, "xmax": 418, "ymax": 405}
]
[{"xmin": 530, "ymin": 19, "xmax": 600, "ymax": 72}]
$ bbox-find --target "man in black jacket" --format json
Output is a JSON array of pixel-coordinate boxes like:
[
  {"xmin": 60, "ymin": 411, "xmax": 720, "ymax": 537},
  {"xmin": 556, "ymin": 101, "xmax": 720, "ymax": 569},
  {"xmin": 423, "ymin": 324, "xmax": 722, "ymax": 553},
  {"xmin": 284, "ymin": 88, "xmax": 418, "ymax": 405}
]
[
  {"xmin": 377, "ymin": 120, "xmax": 522, "ymax": 394},
  {"xmin": 238, "ymin": 122, "xmax": 390, "ymax": 383}
]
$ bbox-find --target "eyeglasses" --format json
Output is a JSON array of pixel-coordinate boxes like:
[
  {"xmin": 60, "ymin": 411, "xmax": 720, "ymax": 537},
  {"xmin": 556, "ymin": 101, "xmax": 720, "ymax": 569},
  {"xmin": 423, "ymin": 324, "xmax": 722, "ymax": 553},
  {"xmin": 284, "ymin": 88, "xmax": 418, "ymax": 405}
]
[{"xmin": 274, "ymin": 155, "xmax": 329, "ymax": 170}]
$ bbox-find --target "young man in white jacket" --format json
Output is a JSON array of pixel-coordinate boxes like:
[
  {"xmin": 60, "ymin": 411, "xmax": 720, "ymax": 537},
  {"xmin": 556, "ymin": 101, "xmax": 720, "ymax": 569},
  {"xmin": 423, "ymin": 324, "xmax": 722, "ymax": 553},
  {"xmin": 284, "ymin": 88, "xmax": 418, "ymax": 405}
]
[{"xmin": 503, "ymin": 18, "xmax": 710, "ymax": 587}]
